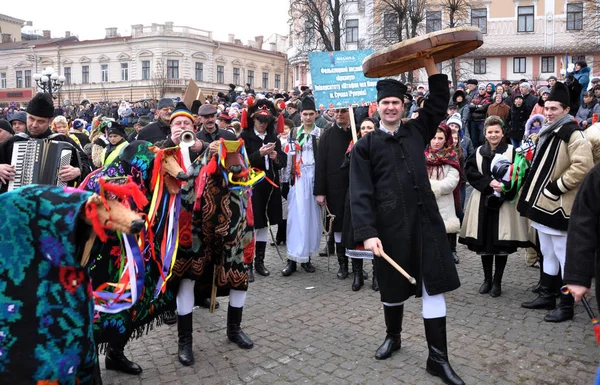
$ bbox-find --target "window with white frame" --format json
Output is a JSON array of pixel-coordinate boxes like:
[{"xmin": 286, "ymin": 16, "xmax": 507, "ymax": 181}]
[
  {"xmin": 82, "ymin": 66, "xmax": 89, "ymax": 84},
  {"xmin": 142, "ymin": 60, "xmax": 151, "ymax": 80},
  {"xmin": 101, "ymin": 64, "xmax": 109, "ymax": 82},
  {"xmin": 24, "ymin": 70, "xmax": 31, "ymax": 87},
  {"xmin": 15, "ymin": 71, "xmax": 22, "ymax": 88},
  {"xmin": 63, "ymin": 67, "xmax": 70, "ymax": 85},
  {"xmin": 346, "ymin": 19, "xmax": 359, "ymax": 43},
  {"xmin": 248, "ymin": 70, "xmax": 254, "ymax": 86},
  {"xmin": 513, "ymin": 57, "xmax": 526, "ymax": 73},
  {"xmin": 167, "ymin": 60, "xmax": 179, "ymax": 79},
  {"xmin": 121, "ymin": 63, "xmax": 128, "ymax": 81},
  {"xmin": 0, "ymin": 73, "xmax": 6, "ymax": 88},
  {"xmin": 384, "ymin": 13, "xmax": 398, "ymax": 39},
  {"xmin": 426, "ymin": 10, "xmax": 442, "ymax": 33},
  {"xmin": 275, "ymin": 74, "xmax": 281, "ymax": 89},
  {"xmin": 517, "ymin": 6, "xmax": 534, "ymax": 32},
  {"xmin": 195, "ymin": 62, "xmax": 203, "ymax": 81},
  {"xmin": 217, "ymin": 65, "xmax": 224, "ymax": 83},
  {"xmin": 233, "ymin": 67, "xmax": 240, "ymax": 85},
  {"xmin": 471, "ymin": 8, "xmax": 487, "ymax": 34},
  {"xmin": 567, "ymin": 3, "xmax": 583, "ymax": 31}
]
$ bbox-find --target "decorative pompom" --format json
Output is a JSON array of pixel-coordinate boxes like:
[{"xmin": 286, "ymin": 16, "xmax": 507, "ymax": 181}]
[
  {"xmin": 246, "ymin": 96, "xmax": 255, "ymax": 107},
  {"xmin": 205, "ymin": 155, "xmax": 218, "ymax": 175}
]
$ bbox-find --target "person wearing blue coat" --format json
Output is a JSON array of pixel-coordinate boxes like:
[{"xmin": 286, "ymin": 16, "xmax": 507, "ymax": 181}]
[{"xmin": 573, "ymin": 60, "xmax": 590, "ymax": 103}]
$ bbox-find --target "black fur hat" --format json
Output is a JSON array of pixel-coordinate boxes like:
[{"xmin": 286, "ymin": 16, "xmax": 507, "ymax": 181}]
[
  {"xmin": 26, "ymin": 93, "xmax": 54, "ymax": 118},
  {"xmin": 245, "ymin": 99, "xmax": 277, "ymax": 132},
  {"xmin": 547, "ymin": 82, "xmax": 570, "ymax": 106}
]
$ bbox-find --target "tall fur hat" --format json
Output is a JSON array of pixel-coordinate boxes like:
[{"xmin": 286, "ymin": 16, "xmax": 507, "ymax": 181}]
[{"xmin": 27, "ymin": 93, "xmax": 54, "ymax": 118}]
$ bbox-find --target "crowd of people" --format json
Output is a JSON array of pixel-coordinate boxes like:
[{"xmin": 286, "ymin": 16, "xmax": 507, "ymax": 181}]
[{"xmin": 2, "ymin": 61, "xmax": 600, "ymax": 385}]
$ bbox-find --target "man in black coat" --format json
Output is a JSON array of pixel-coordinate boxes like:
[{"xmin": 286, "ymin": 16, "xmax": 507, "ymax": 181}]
[
  {"xmin": 349, "ymin": 57, "xmax": 463, "ymax": 385},
  {"xmin": 564, "ymin": 163, "xmax": 600, "ymax": 312},
  {"xmin": 137, "ymin": 98, "xmax": 174, "ymax": 144},
  {"xmin": 0, "ymin": 93, "xmax": 92, "ymax": 193},
  {"xmin": 195, "ymin": 104, "xmax": 236, "ymax": 156},
  {"xmin": 314, "ymin": 106, "xmax": 353, "ymax": 281}
]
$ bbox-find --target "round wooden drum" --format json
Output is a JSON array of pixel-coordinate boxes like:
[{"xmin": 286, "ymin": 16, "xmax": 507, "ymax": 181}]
[{"xmin": 362, "ymin": 27, "xmax": 484, "ymax": 78}]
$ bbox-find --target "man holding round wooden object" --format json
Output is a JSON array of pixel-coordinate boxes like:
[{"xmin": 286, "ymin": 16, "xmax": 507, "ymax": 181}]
[{"xmin": 352, "ymin": 27, "xmax": 483, "ymax": 385}]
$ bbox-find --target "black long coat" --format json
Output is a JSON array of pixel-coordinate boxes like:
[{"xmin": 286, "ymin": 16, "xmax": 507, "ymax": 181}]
[
  {"xmin": 240, "ymin": 129, "xmax": 287, "ymax": 229},
  {"xmin": 350, "ymin": 74, "xmax": 460, "ymax": 303},
  {"xmin": 314, "ymin": 123, "xmax": 353, "ymax": 232}
]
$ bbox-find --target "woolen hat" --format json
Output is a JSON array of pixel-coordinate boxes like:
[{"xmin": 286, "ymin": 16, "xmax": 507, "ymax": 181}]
[
  {"xmin": 466, "ymin": 79, "xmax": 478, "ymax": 85},
  {"xmin": 106, "ymin": 121, "xmax": 127, "ymax": 137},
  {"xmin": 446, "ymin": 113, "xmax": 462, "ymax": 130},
  {"xmin": 376, "ymin": 79, "xmax": 407, "ymax": 102},
  {"xmin": 0, "ymin": 119, "xmax": 14, "ymax": 135},
  {"xmin": 547, "ymin": 82, "xmax": 570, "ymax": 106},
  {"xmin": 9, "ymin": 111, "xmax": 26, "ymax": 124},
  {"xmin": 302, "ymin": 98, "xmax": 316, "ymax": 112},
  {"xmin": 170, "ymin": 102, "xmax": 194, "ymax": 123},
  {"xmin": 26, "ymin": 93, "xmax": 54, "ymax": 118},
  {"xmin": 157, "ymin": 97, "xmax": 174, "ymax": 110}
]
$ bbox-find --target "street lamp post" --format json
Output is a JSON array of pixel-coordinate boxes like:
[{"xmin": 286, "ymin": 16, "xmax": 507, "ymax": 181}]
[{"xmin": 33, "ymin": 67, "xmax": 66, "ymax": 99}]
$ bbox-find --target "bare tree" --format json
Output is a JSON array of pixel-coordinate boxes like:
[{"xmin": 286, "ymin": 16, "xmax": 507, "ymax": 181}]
[
  {"xmin": 150, "ymin": 59, "xmax": 168, "ymax": 100},
  {"xmin": 405, "ymin": 0, "xmax": 426, "ymax": 83},
  {"xmin": 373, "ymin": 0, "xmax": 409, "ymax": 80},
  {"xmin": 439, "ymin": 0, "xmax": 471, "ymax": 88},
  {"xmin": 289, "ymin": 0, "xmax": 343, "ymax": 52},
  {"xmin": 580, "ymin": 0, "xmax": 600, "ymax": 51}
]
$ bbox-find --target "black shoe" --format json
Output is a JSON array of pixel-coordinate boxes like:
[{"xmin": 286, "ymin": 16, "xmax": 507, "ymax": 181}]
[
  {"xmin": 544, "ymin": 292, "xmax": 574, "ymax": 322},
  {"xmin": 375, "ymin": 305, "xmax": 403, "ymax": 360},
  {"xmin": 478, "ymin": 280, "xmax": 492, "ymax": 294},
  {"xmin": 197, "ymin": 297, "xmax": 219, "ymax": 309},
  {"xmin": 254, "ymin": 241, "xmax": 270, "ymax": 277},
  {"xmin": 372, "ymin": 263, "xmax": 379, "ymax": 291},
  {"xmin": 282, "ymin": 260, "xmax": 296, "ymax": 276},
  {"xmin": 227, "ymin": 305, "xmax": 254, "ymax": 349},
  {"xmin": 177, "ymin": 314, "xmax": 194, "ymax": 366},
  {"xmin": 489, "ymin": 255, "xmax": 507, "ymax": 298},
  {"xmin": 489, "ymin": 282, "xmax": 501, "ymax": 297},
  {"xmin": 246, "ymin": 264, "xmax": 254, "ymax": 283},
  {"xmin": 105, "ymin": 343, "xmax": 142, "ymax": 375},
  {"xmin": 301, "ymin": 261, "xmax": 316, "ymax": 273},
  {"xmin": 479, "ymin": 255, "xmax": 493, "ymax": 294},
  {"xmin": 352, "ymin": 259, "xmax": 364, "ymax": 291},
  {"xmin": 163, "ymin": 311, "xmax": 177, "ymax": 325},
  {"xmin": 336, "ymin": 243, "xmax": 348, "ymax": 279},
  {"xmin": 521, "ymin": 273, "xmax": 557, "ymax": 310},
  {"xmin": 424, "ymin": 317, "xmax": 465, "ymax": 385}
]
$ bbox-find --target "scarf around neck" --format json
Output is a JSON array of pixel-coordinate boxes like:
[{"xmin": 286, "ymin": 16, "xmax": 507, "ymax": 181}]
[{"xmin": 424, "ymin": 145, "xmax": 461, "ymax": 176}]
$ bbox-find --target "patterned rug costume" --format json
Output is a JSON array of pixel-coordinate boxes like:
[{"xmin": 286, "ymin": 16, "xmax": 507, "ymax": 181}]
[
  {"xmin": 174, "ymin": 139, "xmax": 260, "ymax": 298},
  {"xmin": 0, "ymin": 186, "xmax": 97, "ymax": 385},
  {"xmin": 80, "ymin": 141, "xmax": 182, "ymax": 347}
]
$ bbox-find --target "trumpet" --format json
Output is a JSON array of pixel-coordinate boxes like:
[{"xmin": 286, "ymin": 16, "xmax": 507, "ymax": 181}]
[{"xmin": 179, "ymin": 130, "xmax": 196, "ymax": 169}]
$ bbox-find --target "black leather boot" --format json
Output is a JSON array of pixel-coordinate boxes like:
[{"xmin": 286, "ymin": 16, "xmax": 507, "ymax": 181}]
[
  {"xmin": 281, "ymin": 259, "xmax": 296, "ymax": 276},
  {"xmin": 424, "ymin": 317, "xmax": 465, "ymax": 385},
  {"xmin": 254, "ymin": 241, "xmax": 270, "ymax": 276},
  {"xmin": 351, "ymin": 259, "xmax": 364, "ymax": 291},
  {"xmin": 479, "ymin": 255, "xmax": 493, "ymax": 294},
  {"xmin": 521, "ymin": 273, "xmax": 557, "ymax": 310},
  {"xmin": 544, "ymin": 291, "xmax": 574, "ymax": 322},
  {"xmin": 490, "ymin": 255, "xmax": 507, "ymax": 298},
  {"xmin": 105, "ymin": 341, "xmax": 142, "ymax": 375},
  {"xmin": 447, "ymin": 233, "xmax": 459, "ymax": 264},
  {"xmin": 301, "ymin": 257, "xmax": 316, "ymax": 273},
  {"xmin": 227, "ymin": 305, "xmax": 254, "ymax": 349},
  {"xmin": 246, "ymin": 263, "xmax": 254, "ymax": 283},
  {"xmin": 177, "ymin": 314, "xmax": 194, "ymax": 366},
  {"xmin": 336, "ymin": 243, "xmax": 348, "ymax": 279},
  {"xmin": 375, "ymin": 305, "xmax": 403, "ymax": 360},
  {"xmin": 372, "ymin": 261, "xmax": 379, "ymax": 291}
]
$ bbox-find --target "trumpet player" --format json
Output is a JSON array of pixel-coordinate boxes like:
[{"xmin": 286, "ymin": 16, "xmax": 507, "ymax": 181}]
[{"xmin": 157, "ymin": 102, "xmax": 207, "ymax": 162}]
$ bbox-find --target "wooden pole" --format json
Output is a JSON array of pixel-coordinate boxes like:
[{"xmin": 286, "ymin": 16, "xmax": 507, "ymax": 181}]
[
  {"xmin": 378, "ymin": 248, "xmax": 417, "ymax": 285},
  {"xmin": 348, "ymin": 105, "xmax": 358, "ymax": 144}
]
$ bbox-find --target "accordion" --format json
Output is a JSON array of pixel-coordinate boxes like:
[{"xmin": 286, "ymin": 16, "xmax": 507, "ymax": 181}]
[{"xmin": 7, "ymin": 139, "xmax": 74, "ymax": 191}]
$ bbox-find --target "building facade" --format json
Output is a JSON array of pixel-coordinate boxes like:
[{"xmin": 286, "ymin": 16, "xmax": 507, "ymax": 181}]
[
  {"xmin": 0, "ymin": 21, "xmax": 290, "ymax": 105},
  {"xmin": 288, "ymin": 0, "xmax": 599, "ymax": 89}
]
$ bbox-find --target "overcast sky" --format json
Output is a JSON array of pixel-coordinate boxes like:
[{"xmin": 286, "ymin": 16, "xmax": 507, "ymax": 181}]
[{"xmin": 9, "ymin": 1, "xmax": 290, "ymax": 43}]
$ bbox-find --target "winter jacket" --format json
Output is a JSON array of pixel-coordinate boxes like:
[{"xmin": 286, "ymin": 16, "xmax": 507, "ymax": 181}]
[
  {"xmin": 468, "ymin": 92, "xmax": 492, "ymax": 121},
  {"xmin": 584, "ymin": 123, "xmax": 600, "ymax": 165},
  {"xmin": 428, "ymin": 164, "xmax": 460, "ymax": 234},
  {"xmin": 486, "ymin": 102, "xmax": 510, "ymax": 122},
  {"xmin": 573, "ymin": 66, "xmax": 591, "ymax": 102},
  {"xmin": 518, "ymin": 120, "xmax": 593, "ymax": 230},
  {"xmin": 506, "ymin": 104, "xmax": 527, "ymax": 140},
  {"xmin": 575, "ymin": 99, "xmax": 600, "ymax": 127}
]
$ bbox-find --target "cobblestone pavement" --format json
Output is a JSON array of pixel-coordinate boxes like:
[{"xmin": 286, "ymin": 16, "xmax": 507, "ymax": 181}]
[{"xmin": 101, "ymin": 233, "xmax": 599, "ymax": 385}]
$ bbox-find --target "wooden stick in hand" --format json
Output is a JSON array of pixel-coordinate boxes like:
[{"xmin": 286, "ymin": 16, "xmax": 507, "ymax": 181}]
[{"xmin": 378, "ymin": 247, "xmax": 417, "ymax": 285}]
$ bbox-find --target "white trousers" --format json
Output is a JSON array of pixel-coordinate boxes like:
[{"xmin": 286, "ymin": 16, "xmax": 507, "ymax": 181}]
[
  {"xmin": 255, "ymin": 227, "xmax": 268, "ymax": 243},
  {"xmin": 176, "ymin": 278, "xmax": 248, "ymax": 315},
  {"xmin": 383, "ymin": 282, "xmax": 446, "ymax": 319},
  {"xmin": 539, "ymin": 232, "xmax": 567, "ymax": 278}
]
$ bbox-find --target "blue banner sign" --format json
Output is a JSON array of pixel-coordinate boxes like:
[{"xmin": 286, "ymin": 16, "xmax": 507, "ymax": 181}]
[{"xmin": 308, "ymin": 50, "xmax": 379, "ymax": 108}]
